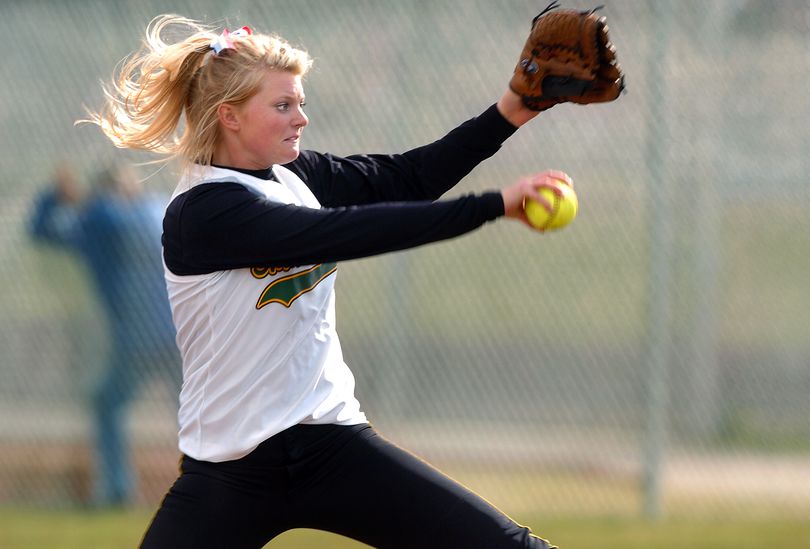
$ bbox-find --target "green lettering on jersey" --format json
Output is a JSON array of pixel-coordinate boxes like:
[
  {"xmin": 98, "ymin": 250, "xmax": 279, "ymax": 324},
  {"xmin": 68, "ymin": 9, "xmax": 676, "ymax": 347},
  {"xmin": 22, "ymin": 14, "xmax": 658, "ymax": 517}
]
[{"xmin": 255, "ymin": 263, "xmax": 337, "ymax": 309}]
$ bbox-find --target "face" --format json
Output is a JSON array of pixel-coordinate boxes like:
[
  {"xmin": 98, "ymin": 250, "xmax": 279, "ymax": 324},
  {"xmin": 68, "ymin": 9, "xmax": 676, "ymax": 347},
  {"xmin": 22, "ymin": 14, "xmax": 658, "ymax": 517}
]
[{"xmin": 227, "ymin": 70, "xmax": 309, "ymax": 169}]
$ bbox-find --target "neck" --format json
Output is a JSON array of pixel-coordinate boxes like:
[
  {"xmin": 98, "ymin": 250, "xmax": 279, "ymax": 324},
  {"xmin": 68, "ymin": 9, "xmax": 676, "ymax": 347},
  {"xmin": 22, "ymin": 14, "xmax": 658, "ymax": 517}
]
[{"xmin": 211, "ymin": 163, "xmax": 276, "ymax": 181}]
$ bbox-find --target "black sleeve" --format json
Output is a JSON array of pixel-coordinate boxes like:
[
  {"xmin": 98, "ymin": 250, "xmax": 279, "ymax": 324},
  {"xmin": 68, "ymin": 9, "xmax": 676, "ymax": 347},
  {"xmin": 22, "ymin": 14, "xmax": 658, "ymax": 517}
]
[
  {"xmin": 286, "ymin": 104, "xmax": 518, "ymax": 207},
  {"xmin": 163, "ymin": 183, "xmax": 505, "ymax": 275}
]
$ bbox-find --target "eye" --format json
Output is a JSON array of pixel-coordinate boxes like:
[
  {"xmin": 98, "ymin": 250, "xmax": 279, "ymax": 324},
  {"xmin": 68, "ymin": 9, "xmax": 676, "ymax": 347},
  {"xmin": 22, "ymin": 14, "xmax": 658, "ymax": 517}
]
[{"xmin": 275, "ymin": 102, "xmax": 290, "ymax": 112}]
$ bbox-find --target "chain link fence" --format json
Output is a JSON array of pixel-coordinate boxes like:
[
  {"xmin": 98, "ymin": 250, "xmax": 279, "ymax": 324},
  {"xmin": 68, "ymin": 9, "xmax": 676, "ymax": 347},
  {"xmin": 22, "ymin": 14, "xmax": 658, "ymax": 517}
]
[{"xmin": 1, "ymin": 0, "xmax": 809, "ymax": 521}]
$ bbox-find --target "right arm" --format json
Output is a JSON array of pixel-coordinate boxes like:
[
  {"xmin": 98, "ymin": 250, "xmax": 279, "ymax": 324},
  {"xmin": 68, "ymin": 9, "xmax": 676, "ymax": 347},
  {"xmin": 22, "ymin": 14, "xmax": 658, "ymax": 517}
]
[
  {"xmin": 163, "ymin": 171, "xmax": 570, "ymax": 276},
  {"xmin": 287, "ymin": 104, "xmax": 519, "ymax": 207},
  {"xmin": 163, "ymin": 183, "xmax": 505, "ymax": 275}
]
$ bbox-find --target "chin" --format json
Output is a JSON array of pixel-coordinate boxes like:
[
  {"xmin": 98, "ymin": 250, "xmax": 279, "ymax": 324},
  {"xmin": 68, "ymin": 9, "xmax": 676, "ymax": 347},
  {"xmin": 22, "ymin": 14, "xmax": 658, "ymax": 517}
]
[{"xmin": 277, "ymin": 149, "xmax": 300, "ymax": 165}]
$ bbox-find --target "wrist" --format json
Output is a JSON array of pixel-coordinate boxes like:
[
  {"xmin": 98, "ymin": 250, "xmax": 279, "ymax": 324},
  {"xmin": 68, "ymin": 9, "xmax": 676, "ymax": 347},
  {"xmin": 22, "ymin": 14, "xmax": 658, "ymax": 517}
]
[{"xmin": 496, "ymin": 89, "xmax": 541, "ymax": 127}]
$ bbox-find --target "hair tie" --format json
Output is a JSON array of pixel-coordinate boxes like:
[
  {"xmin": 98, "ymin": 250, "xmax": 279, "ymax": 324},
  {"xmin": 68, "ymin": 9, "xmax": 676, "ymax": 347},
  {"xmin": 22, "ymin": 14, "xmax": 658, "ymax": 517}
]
[{"xmin": 210, "ymin": 26, "xmax": 253, "ymax": 54}]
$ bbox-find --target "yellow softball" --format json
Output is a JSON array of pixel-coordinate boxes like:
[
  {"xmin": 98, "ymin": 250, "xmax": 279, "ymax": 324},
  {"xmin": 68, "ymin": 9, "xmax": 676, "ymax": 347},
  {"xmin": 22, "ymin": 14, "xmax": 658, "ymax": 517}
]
[{"xmin": 524, "ymin": 182, "xmax": 578, "ymax": 231}]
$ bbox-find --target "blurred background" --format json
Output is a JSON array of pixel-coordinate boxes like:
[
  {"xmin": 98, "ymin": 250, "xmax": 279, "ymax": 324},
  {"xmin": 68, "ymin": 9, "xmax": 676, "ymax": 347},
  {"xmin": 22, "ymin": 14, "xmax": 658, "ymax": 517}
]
[{"xmin": 1, "ymin": 0, "xmax": 809, "ymax": 543}]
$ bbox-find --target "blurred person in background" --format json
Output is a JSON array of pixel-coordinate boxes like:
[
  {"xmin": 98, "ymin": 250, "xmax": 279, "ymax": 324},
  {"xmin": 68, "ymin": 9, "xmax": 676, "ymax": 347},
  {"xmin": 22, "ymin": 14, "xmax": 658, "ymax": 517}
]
[{"xmin": 29, "ymin": 161, "xmax": 181, "ymax": 507}]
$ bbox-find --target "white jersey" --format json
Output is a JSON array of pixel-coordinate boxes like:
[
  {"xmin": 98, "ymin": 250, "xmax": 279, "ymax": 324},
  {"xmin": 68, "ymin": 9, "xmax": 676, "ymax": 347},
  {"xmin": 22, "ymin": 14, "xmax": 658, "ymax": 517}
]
[{"xmin": 164, "ymin": 165, "xmax": 367, "ymax": 462}]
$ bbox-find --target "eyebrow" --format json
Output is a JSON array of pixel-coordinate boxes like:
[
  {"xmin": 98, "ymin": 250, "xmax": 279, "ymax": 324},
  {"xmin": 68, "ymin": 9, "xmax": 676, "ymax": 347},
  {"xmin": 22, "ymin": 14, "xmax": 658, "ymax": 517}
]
[{"xmin": 273, "ymin": 93, "xmax": 305, "ymax": 102}]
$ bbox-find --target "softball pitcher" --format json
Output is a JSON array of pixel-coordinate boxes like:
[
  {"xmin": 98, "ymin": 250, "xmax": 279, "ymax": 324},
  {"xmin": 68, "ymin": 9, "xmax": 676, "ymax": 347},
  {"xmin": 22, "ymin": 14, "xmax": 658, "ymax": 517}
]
[{"xmin": 85, "ymin": 7, "xmax": 621, "ymax": 548}]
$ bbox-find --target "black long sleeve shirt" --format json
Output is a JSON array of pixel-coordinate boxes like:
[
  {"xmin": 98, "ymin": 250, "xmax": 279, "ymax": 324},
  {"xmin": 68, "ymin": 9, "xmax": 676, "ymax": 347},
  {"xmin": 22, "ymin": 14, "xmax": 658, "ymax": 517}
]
[{"xmin": 163, "ymin": 104, "xmax": 518, "ymax": 275}]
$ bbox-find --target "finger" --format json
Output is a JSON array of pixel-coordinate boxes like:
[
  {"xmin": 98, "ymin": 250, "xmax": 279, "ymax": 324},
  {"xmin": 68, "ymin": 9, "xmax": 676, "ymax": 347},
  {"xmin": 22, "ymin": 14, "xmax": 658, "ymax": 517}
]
[
  {"xmin": 539, "ymin": 170, "xmax": 573, "ymax": 188},
  {"xmin": 601, "ymin": 40, "xmax": 616, "ymax": 64},
  {"xmin": 525, "ymin": 188, "xmax": 554, "ymax": 212},
  {"xmin": 597, "ymin": 21, "xmax": 616, "ymax": 63},
  {"xmin": 597, "ymin": 62, "xmax": 622, "ymax": 82}
]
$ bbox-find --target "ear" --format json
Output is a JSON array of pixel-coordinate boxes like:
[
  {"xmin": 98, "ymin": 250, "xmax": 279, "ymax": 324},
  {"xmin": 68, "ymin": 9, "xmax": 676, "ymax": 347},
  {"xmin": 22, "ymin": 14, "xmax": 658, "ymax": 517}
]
[{"xmin": 217, "ymin": 103, "xmax": 240, "ymax": 131}]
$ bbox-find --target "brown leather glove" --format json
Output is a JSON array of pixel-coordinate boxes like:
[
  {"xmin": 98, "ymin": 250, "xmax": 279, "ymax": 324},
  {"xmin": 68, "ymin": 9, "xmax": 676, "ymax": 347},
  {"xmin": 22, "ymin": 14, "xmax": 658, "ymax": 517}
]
[{"xmin": 509, "ymin": 2, "xmax": 625, "ymax": 111}]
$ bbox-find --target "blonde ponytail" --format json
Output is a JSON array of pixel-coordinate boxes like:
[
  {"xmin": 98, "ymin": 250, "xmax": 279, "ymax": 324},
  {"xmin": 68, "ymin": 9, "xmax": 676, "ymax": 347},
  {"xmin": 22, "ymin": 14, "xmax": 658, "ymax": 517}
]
[{"xmin": 83, "ymin": 14, "xmax": 312, "ymax": 171}]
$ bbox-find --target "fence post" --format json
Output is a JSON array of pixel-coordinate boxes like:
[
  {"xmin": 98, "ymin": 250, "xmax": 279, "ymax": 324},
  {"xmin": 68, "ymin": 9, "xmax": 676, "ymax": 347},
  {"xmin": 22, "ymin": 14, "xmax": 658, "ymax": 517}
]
[{"xmin": 641, "ymin": 0, "xmax": 675, "ymax": 521}]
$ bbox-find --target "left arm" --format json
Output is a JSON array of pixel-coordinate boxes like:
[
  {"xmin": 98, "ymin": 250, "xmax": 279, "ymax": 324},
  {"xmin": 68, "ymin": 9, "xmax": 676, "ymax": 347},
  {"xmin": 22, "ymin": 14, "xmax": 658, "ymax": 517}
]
[{"xmin": 288, "ymin": 102, "xmax": 523, "ymax": 208}]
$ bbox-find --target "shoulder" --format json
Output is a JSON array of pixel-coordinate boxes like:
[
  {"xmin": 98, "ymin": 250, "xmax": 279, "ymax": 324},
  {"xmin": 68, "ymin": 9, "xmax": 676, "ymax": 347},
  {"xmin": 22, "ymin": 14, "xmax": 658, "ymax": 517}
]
[{"xmin": 167, "ymin": 182, "xmax": 263, "ymax": 226}]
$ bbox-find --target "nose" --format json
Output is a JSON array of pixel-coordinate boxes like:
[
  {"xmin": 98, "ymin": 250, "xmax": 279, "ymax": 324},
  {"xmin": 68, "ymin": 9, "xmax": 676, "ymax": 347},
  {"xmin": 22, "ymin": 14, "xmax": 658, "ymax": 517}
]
[{"xmin": 294, "ymin": 106, "xmax": 309, "ymax": 128}]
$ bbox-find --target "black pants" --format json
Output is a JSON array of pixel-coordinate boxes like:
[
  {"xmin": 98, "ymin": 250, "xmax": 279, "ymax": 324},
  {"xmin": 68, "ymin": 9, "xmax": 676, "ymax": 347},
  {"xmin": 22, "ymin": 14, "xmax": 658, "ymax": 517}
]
[{"xmin": 140, "ymin": 424, "xmax": 555, "ymax": 548}]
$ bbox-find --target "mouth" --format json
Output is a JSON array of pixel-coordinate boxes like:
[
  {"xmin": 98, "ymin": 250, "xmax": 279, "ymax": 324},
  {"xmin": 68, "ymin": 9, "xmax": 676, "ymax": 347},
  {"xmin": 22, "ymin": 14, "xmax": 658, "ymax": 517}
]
[{"xmin": 284, "ymin": 135, "xmax": 301, "ymax": 144}]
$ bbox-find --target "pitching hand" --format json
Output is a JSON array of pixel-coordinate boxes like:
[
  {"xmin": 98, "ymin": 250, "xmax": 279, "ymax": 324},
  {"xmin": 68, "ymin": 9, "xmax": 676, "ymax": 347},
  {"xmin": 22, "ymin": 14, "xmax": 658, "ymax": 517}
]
[{"xmin": 501, "ymin": 170, "xmax": 573, "ymax": 230}]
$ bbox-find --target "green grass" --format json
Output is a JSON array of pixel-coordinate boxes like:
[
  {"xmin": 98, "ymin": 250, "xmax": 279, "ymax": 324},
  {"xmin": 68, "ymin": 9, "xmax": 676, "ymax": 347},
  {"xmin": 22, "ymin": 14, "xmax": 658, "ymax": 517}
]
[{"xmin": 1, "ymin": 508, "xmax": 808, "ymax": 549}]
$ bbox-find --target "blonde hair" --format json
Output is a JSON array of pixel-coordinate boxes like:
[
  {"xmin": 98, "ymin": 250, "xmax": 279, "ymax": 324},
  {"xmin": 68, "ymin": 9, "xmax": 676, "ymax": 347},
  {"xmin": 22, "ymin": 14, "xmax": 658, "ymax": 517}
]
[{"xmin": 84, "ymin": 14, "xmax": 312, "ymax": 170}]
